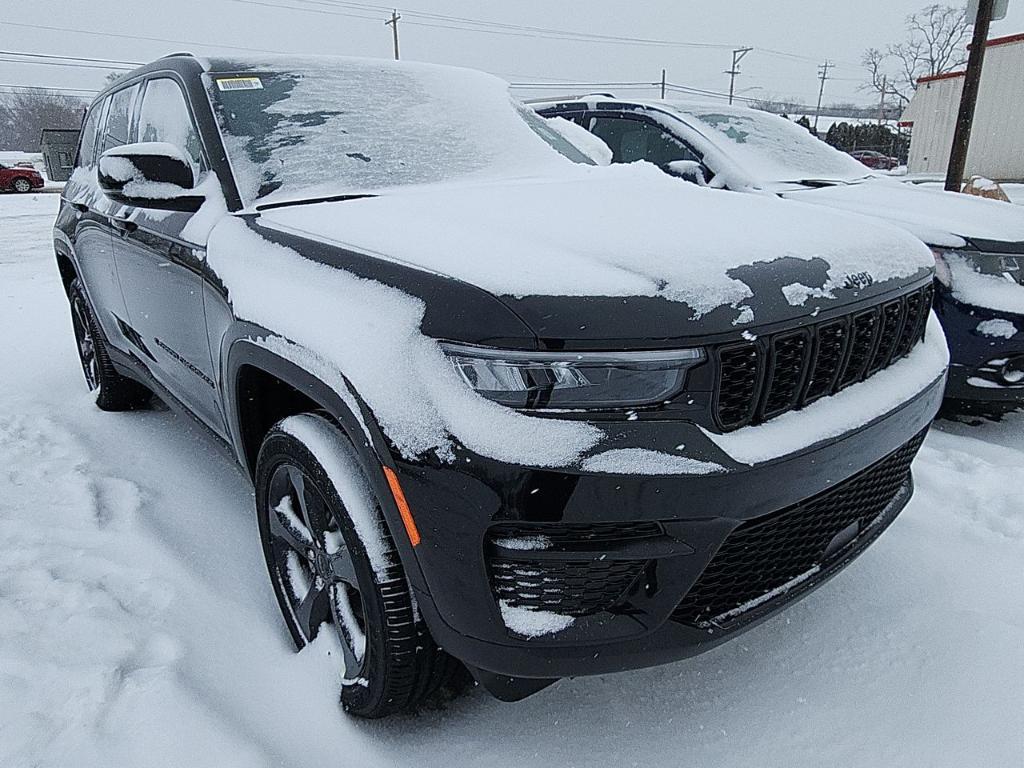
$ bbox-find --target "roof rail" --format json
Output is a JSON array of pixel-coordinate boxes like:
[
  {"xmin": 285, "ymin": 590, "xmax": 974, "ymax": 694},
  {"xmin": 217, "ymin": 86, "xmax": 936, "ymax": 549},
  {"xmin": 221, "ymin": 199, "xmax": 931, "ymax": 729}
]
[{"xmin": 161, "ymin": 51, "xmax": 195, "ymax": 59}]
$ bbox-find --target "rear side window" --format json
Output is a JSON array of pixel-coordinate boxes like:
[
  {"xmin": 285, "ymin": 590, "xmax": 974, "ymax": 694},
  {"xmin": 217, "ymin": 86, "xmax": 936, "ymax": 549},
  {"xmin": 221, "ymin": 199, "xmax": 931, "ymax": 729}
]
[
  {"xmin": 76, "ymin": 104, "xmax": 102, "ymax": 168},
  {"xmin": 100, "ymin": 84, "xmax": 140, "ymax": 154},
  {"xmin": 137, "ymin": 78, "xmax": 204, "ymax": 166},
  {"xmin": 588, "ymin": 115, "xmax": 702, "ymax": 167}
]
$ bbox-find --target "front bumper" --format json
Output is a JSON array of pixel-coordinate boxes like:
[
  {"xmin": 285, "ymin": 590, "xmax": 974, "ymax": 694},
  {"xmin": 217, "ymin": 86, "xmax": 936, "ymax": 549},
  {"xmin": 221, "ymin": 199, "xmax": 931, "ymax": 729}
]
[
  {"xmin": 935, "ymin": 288, "xmax": 1024, "ymax": 404},
  {"xmin": 398, "ymin": 373, "xmax": 944, "ymax": 680}
]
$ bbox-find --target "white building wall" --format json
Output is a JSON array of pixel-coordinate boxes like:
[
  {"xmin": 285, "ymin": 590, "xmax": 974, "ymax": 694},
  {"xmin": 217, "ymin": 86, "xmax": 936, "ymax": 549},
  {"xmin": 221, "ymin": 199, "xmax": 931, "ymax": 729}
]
[{"xmin": 902, "ymin": 36, "xmax": 1024, "ymax": 181}]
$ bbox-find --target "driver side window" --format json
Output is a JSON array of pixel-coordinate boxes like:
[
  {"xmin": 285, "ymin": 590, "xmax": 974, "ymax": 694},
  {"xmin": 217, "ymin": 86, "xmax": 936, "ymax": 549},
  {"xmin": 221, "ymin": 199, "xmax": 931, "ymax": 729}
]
[{"xmin": 587, "ymin": 115, "xmax": 702, "ymax": 168}]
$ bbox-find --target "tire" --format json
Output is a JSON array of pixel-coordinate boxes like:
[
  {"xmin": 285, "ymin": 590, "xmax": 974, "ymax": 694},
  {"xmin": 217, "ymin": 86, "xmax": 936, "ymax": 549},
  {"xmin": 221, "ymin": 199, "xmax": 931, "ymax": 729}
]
[
  {"xmin": 255, "ymin": 412, "xmax": 461, "ymax": 718},
  {"xmin": 11, "ymin": 178, "xmax": 32, "ymax": 193},
  {"xmin": 68, "ymin": 278, "xmax": 150, "ymax": 411}
]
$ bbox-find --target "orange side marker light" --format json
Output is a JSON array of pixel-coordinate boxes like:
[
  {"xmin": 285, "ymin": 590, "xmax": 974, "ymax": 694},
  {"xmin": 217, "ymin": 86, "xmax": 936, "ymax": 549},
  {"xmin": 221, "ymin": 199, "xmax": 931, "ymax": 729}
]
[{"xmin": 382, "ymin": 465, "xmax": 421, "ymax": 547}]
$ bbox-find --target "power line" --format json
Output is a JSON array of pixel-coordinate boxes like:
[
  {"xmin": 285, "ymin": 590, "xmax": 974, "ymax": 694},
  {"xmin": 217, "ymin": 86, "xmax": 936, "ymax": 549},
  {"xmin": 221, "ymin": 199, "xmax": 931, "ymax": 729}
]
[
  {"xmin": 0, "ymin": 50, "xmax": 142, "ymax": 66},
  {"xmin": 0, "ymin": 20, "xmax": 302, "ymax": 56},
  {"xmin": 228, "ymin": 0, "xmax": 739, "ymax": 50}
]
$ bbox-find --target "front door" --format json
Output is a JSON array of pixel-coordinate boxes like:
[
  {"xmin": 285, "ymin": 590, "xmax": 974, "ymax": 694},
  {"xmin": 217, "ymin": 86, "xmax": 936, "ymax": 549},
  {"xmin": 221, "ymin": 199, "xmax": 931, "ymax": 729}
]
[{"xmin": 109, "ymin": 76, "xmax": 225, "ymax": 434}]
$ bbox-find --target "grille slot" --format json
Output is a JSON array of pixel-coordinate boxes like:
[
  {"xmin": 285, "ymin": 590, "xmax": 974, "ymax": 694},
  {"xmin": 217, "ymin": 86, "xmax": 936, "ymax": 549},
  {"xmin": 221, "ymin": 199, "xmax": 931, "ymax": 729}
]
[
  {"xmin": 713, "ymin": 285, "xmax": 931, "ymax": 431},
  {"xmin": 672, "ymin": 431, "xmax": 926, "ymax": 627},
  {"xmin": 715, "ymin": 345, "xmax": 762, "ymax": 429},
  {"xmin": 866, "ymin": 300, "xmax": 904, "ymax": 374},
  {"xmin": 761, "ymin": 331, "xmax": 810, "ymax": 419},
  {"xmin": 839, "ymin": 309, "xmax": 880, "ymax": 387},
  {"xmin": 490, "ymin": 558, "xmax": 647, "ymax": 617},
  {"xmin": 892, "ymin": 291, "xmax": 924, "ymax": 360},
  {"xmin": 803, "ymin": 319, "xmax": 850, "ymax": 403}
]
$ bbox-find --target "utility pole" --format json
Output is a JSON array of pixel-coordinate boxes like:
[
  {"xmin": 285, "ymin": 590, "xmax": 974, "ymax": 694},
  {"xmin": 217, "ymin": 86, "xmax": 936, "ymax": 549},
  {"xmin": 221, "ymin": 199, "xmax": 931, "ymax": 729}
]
[
  {"xmin": 813, "ymin": 60, "xmax": 833, "ymax": 133},
  {"xmin": 660, "ymin": 68, "xmax": 666, "ymax": 100},
  {"xmin": 877, "ymin": 75, "xmax": 888, "ymax": 125},
  {"xmin": 726, "ymin": 47, "xmax": 753, "ymax": 105},
  {"xmin": 945, "ymin": 0, "xmax": 994, "ymax": 191},
  {"xmin": 385, "ymin": 9, "xmax": 401, "ymax": 61}
]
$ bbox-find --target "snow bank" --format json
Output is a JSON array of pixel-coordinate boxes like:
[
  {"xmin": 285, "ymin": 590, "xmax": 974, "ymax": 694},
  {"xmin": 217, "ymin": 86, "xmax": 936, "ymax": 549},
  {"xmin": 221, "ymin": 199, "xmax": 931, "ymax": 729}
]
[
  {"xmin": 705, "ymin": 313, "xmax": 948, "ymax": 465},
  {"xmin": 207, "ymin": 217, "xmax": 604, "ymax": 467}
]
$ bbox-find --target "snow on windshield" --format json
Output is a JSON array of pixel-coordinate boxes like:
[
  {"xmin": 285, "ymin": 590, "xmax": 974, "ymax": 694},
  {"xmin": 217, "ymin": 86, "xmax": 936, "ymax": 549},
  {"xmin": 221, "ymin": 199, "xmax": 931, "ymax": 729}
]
[
  {"xmin": 203, "ymin": 56, "xmax": 587, "ymax": 205},
  {"xmin": 666, "ymin": 103, "xmax": 869, "ymax": 185}
]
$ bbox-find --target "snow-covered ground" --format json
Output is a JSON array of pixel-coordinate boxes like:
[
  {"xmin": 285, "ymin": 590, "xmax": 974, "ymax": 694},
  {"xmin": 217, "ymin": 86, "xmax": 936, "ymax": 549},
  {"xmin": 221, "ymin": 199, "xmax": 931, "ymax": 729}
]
[{"xmin": 1, "ymin": 193, "xmax": 1022, "ymax": 767}]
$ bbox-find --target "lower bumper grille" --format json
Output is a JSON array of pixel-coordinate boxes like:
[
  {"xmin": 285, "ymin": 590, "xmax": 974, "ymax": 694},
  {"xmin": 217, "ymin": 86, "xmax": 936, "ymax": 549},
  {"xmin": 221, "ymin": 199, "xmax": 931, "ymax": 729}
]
[
  {"xmin": 486, "ymin": 521, "xmax": 658, "ymax": 617},
  {"xmin": 490, "ymin": 558, "xmax": 647, "ymax": 617},
  {"xmin": 672, "ymin": 430, "xmax": 927, "ymax": 627}
]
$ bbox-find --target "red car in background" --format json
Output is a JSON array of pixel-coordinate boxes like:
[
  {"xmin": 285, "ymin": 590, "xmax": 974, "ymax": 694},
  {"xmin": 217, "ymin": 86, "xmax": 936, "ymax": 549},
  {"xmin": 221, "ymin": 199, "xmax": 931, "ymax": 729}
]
[
  {"xmin": 0, "ymin": 162, "xmax": 45, "ymax": 192},
  {"xmin": 848, "ymin": 150, "xmax": 900, "ymax": 170}
]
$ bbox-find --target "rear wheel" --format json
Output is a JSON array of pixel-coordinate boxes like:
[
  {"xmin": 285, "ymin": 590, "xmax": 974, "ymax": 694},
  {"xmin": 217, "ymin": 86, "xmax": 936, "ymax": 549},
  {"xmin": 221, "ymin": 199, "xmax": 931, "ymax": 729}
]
[
  {"xmin": 68, "ymin": 278, "xmax": 150, "ymax": 411},
  {"xmin": 255, "ymin": 413, "xmax": 461, "ymax": 718},
  {"xmin": 11, "ymin": 178, "xmax": 32, "ymax": 193}
]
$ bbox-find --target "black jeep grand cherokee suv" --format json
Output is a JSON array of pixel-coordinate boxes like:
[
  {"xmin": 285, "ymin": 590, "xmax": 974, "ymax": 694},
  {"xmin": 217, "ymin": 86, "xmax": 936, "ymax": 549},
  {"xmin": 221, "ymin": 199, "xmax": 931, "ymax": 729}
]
[{"xmin": 54, "ymin": 53, "xmax": 946, "ymax": 717}]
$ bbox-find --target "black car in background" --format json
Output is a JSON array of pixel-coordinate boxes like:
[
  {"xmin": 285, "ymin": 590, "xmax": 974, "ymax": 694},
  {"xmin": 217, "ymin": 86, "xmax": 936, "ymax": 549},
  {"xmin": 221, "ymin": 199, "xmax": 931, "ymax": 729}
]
[
  {"xmin": 55, "ymin": 54, "xmax": 945, "ymax": 717},
  {"xmin": 537, "ymin": 98, "xmax": 1024, "ymax": 411}
]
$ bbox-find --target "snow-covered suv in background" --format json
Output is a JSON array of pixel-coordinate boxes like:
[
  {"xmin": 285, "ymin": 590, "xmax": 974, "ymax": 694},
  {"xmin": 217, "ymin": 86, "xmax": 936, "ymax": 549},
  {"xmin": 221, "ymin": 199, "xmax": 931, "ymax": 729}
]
[
  {"xmin": 536, "ymin": 98, "xmax": 1024, "ymax": 410},
  {"xmin": 55, "ymin": 54, "xmax": 946, "ymax": 717}
]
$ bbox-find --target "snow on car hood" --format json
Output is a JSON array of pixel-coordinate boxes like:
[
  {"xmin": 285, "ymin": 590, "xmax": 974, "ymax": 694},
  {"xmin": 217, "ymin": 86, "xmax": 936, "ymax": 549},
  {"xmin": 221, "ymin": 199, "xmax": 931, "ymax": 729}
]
[
  {"xmin": 782, "ymin": 178, "xmax": 1024, "ymax": 249},
  {"xmin": 259, "ymin": 162, "xmax": 933, "ymax": 325}
]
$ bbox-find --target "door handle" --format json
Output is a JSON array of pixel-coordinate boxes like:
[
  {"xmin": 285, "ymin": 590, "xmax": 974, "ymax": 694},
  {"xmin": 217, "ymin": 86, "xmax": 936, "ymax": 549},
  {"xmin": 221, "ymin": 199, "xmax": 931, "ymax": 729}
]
[{"xmin": 109, "ymin": 214, "xmax": 138, "ymax": 234}]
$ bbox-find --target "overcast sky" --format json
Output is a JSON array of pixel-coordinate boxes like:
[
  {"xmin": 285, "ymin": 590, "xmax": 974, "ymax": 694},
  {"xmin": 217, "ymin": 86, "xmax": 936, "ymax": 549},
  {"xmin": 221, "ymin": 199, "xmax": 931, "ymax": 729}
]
[{"xmin": 4, "ymin": 0, "xmax": 1023, "ymax": 107}]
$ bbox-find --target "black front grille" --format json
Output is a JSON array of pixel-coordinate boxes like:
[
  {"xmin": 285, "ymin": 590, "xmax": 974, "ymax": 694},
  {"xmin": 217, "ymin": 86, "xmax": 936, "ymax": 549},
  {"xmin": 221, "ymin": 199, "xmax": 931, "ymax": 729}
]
[
  {"xmin": 714, "ymin": 285, "xmax": 933, "ymax": 431},
  {"xmin": 672, "ymin": 431, "xmax": 926, "ymax": 627},
  {"xmin": 490, "ymin": 558, "xmax": 647, "ymax": 616}
]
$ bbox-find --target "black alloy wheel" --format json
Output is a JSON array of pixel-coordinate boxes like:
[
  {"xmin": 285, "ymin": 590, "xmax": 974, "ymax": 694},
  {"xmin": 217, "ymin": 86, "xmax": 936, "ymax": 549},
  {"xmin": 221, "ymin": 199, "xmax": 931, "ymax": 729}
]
[{"xmin": 255, "ymin": 413, "xmax": 462, "ymax": 718}]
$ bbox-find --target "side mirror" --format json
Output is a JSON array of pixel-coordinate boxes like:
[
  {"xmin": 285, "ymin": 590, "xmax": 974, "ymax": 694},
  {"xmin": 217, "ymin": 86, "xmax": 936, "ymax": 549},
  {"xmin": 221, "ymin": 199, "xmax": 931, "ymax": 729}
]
[
  {"xmin": 666, "ymin": 159, "xmax": 709, "ymax": 187},
  {"xmin": 98, "ymin": 142, "xmax": 204, "ymax": 212}
]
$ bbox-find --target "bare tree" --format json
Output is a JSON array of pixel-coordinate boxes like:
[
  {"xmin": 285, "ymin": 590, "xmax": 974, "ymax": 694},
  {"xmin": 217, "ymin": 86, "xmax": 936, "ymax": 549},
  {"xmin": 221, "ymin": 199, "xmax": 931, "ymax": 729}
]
[
  {"xmin": 0, "ymin": 90, "xmax": 86, "ymax": 151},
  {"xmin": 863, "ymin": 4, "xmax": 970, "ymax": 106}
]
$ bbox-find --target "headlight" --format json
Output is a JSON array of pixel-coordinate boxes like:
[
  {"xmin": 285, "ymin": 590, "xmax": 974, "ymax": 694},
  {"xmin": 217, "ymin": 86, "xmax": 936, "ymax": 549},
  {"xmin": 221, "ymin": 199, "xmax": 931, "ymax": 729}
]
[
  {"xmin": 441, "ymin": 343, "xmax": 705, "ymax": 409},
  {"xmin": 932, "ymin": 248, "xmax": 1024, "ymax": 288}
]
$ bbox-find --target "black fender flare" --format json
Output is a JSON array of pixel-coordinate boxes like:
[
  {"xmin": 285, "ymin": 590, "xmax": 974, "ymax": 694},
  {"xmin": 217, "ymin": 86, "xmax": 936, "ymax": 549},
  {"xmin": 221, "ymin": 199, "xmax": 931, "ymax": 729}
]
[{"xmin": 222, "ymin": 329, "xmax": 433, "ymax": 594}]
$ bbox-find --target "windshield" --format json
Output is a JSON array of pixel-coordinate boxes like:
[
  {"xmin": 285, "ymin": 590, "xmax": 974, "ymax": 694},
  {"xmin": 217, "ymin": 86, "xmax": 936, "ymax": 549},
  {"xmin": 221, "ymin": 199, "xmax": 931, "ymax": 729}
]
[
  {"xmin": 204, "ymin": 56, "xmax": 590, "ymax": 206},
  {"xmin": 664, "ymin": 103, "xmax": 871, "ymax": 186}
]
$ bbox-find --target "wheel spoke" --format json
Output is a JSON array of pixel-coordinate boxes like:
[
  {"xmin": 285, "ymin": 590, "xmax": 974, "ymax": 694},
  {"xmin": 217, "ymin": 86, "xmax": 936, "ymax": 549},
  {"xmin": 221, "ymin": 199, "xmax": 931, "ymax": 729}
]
[
  {"xmin": 269, "ymin": 495, "xmax": 314, "ymax": 554},
  {"xmin": 331, "ymin": 584, "xmax": 366, "ymax": 676},
  {"xmin": 294, "ymin": 579, "xmax": 331, "ymax": 641}
]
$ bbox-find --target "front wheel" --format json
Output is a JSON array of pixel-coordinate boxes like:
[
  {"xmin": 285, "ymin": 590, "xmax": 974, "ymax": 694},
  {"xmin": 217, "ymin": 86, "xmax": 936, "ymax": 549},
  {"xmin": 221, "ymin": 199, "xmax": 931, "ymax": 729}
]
[
  {"xmin": 11, "ymin": 177, "xmax": 32, "ymax": 193},
  {"xmin": 255, "ymin": 413, "xmax": 461, "ymax": 718}
]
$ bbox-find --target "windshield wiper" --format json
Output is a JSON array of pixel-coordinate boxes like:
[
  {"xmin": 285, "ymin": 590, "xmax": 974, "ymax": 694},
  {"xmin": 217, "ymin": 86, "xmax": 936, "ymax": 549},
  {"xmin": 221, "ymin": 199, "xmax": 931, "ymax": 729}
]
[{"xmin": 255, "ymin": 193, "xmax": 378, "ymax": 212}]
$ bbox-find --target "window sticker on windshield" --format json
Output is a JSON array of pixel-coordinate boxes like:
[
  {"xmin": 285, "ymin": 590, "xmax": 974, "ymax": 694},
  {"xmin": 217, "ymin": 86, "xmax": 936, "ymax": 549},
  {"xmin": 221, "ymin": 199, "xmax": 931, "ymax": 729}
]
[{"xmin": 216, "ymin": 77, "xmax": 263, "ymax": 92}]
